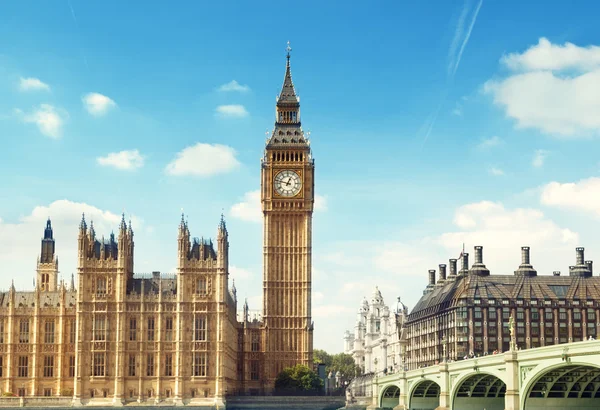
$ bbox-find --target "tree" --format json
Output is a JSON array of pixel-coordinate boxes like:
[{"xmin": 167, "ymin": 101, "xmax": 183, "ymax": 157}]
[
  {"xmin": 313, "ymin": 349, "xmax": 332, "ymax": 367},
  {"xmin": 274, "ymin": 364, "xmax": 324, "ymax": 394},
  {"xmin": 329, "ymin": 353, "xmax": 361, "ymax": 384}
]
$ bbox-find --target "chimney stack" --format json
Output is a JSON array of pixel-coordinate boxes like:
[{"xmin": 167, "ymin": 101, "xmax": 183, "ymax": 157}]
[
  {"xmin": 449, "ymin": 259, "xmax": 457, "ymax": 277},
  {"xmin": 439, "ymin": 264, "xmax": 447, "ymax": 281},
  {"xmin": 571, "ymin": 248, "xmax": 592, "ymax": 277},
  {"xmin": 428, "ymin": 270, "xmax": 436, "ymax": 286},
  {"xmin": 586, "ymin": 260, "xmax": 593, "ymax": 275},
  {"xmin": 474, "ymin": 246, "xmax": 483, "ymax": 264},
  {"xmin": 515, "ymin": 246, "xmax": 537, "ymax": 277},
  {"xmin": 576, "ymin": 247, "xmax": 585, "ymax": 265},
  {"xmin": 459, "ymin": 253, "xmax": 469, "ymax": 275},
  {"xmin": 521, "ymin": 247, "xmax": 530, "ymax": 265},
  {"xmin": 553, "ymin": 271, "xmax": 561, "ymax": 276},
  {"xmin": 469, "ymin": 246, "xmax": 490, "ymax": 276}
]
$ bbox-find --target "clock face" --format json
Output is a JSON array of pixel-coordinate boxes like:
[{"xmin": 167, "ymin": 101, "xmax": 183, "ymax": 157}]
[{"xmin": 274, "ymin": 170, "xmax": 302, "ymax": 197}]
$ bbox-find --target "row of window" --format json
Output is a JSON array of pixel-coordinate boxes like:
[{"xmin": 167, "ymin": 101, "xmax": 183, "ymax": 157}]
[
  {"xmin": 91, "ymin": 315, "xmax": 209, "ymax": 342},
  {"xmin": 0, "ymin": 319, "xmax": 77, "ymax": 345},
  {"xmin": 91, "ymin": 352, "xmax": 208, "ymax": 377},
  {"xmin": 8, "ymin": 355, "xmax": 76, "ymax": 378}
]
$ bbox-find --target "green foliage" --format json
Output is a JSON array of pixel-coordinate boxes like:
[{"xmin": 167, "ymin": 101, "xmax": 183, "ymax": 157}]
[
  {"xmin": 330, "ymin": 352, "xmax": 361, "ymax": 383},
  {"xmin": 314, "ymin": 350, "xmax": 362, "ymax": 383},
  {"xmin": 274, "ymin": 364, "xmax": 324, "ymax": 393},
  {"xmin": 1, "ymin": 392, "xmax": 15, "ymax": 397},
  {"xmin": 313, "ymin": 349, "xmax": 333, "ymax": 367}
]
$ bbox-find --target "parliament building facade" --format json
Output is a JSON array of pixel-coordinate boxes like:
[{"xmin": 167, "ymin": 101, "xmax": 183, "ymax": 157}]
[{"xmin": 0, "ymin": 50, "xmax": 314, "ymax": 406}]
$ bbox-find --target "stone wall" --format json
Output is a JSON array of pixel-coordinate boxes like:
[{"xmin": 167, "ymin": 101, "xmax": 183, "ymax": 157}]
[{"xmin": 226, "ymin": 396, "xmax": 345, "ymax": 410}]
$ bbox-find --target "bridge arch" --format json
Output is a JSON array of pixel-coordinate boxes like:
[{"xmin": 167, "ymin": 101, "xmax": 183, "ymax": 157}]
[
  {"xmin": 407, "ymin": 379, "xmax": 440, "ymax": 410},
  {"xmin": 450, "ymin": 371, "xmax": 506, "ymax": 410},
  {"xmin": 378, "ymin": 383, "xmax": 401, "ymax": 408},
  {"xmin": 521, "ymin": 361, "xmax": 600, "ymax": 410}
]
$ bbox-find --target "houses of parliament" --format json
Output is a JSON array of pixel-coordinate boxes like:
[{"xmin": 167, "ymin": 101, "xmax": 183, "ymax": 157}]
[{"xmin": 0, "ymin": 50, "xmax": 315, "ymax": 406}]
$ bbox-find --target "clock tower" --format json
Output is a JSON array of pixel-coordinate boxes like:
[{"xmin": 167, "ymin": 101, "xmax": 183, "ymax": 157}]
[{"xmin": 261, "ymin": 44, "xmax": 314, "ymax": 380}]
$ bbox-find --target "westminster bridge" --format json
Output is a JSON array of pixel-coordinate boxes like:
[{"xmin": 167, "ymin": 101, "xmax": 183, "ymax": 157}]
[{"xmin": 368, "ymin": 339, "xmax": 600, "ymax": 410}]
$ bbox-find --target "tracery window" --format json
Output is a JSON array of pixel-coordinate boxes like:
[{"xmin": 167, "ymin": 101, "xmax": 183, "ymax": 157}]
[
  {"xmin": 18, "ymin": 356, "xmax": 28, "ymax": 377},
  {"xmin": 93, "ymin": 353, "xmax": 105, "ymax": 377},
  {"xmin": 192, "ymin": 352, "xmax": 207, "ymax": 377},
  {"xmin": 128, "ymin": 354, "xmax": 136, "ymax": 377},
  {"xmin": 194, "ymin": 316, "xmax": 207, "ymax": 341},
  {"xmin": 147, "ymin": 317, "xmax": 155, "ymax": 341},
  {"xmin": 146, "ymin": 354, "xmax": 154, "ymax": 377},
  {"xmin": 165, "ymin": 317, "xmax": 173, "ymax": 341},
  {"xmin": 94, "ymin": 316, "xmax": 106, "ymax": 341},
  {"xmin": 196, "ymin": 277, "xmax": 207, "ymax": 295},
  {"xmin": 129, "ymin": 318, "xmax": 137, "ymax": 341},
  {"xmin": 44, "ymin": 319, "xmax": 55, "ymax": 344},
  {"xmin": 19, "ymin": 319, "xmax": 29, "ymax": 344},
  {"xmin": 43, "ymin": 356, "xmax": 54, "ymax": 378},
  {"xmin": 165, "ymin": 354, "xmax": 173, "ymax": 376}
]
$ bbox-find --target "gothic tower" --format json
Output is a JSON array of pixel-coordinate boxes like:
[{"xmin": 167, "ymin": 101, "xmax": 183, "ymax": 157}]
[
  {"xmin": 261, "ymin": 44, "xmax": 314, "ymax": 380},
  {"xmin": 37, "ymin": 218, "xmax": 58, "ymax": 291}
]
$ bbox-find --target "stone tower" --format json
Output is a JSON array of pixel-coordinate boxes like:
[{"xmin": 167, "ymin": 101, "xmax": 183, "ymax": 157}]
[
  {"xmin": 37, "ymin": 218, "xmax": 58, "ymax": 291},
  {"xmin": 261, "ymin": 44, "xmax": 314, "ymax": 380}
]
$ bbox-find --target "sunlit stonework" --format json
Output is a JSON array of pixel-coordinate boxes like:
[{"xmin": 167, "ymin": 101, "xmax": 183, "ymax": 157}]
[{"xmin": 0, "ymin": 49, "xmax": 313, "ymax": 406}]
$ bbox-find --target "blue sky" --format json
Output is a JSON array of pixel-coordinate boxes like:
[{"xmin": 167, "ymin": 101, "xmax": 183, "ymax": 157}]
[{"xmin": 2, "ymin": 0, "xmax": 600, "ymax": 353}]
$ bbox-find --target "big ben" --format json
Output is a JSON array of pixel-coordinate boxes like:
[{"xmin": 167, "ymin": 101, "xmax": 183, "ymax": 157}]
[{"xmin": 261, "ymin": 43, "xmax": 314, "ymax": 381}]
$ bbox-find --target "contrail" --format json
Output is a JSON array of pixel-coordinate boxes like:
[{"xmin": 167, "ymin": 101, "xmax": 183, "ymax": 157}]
[
  {"xmin": 453, "ymin": 0, "xmax": 483, "ymax": 76},
  {"xmin": 448, "ymin": 3, "xmax": 469, "ymax": 76}
]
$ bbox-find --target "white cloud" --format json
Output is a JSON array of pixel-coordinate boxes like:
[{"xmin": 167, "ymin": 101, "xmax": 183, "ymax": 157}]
[
  {"xmin": 230, "ymin": 190, "xmax": 261, "ymax": 223},
  {"xmin": 230, "ymin": 192, "xmax": 327, "ymax": 223},
  {"xmin": 165, "ymin": 143, "xmax": 240, "ymax": 177},
  {"xmin": 477, "ymin": 136, "xmax": 503, "ymax": 150},
  {"xmin": 218, "ymin": 80, "xmax": 250, "ymax": 93},
  {"xmin": 215, "ymin": 104, "xmax": 249, "ymax": 118},
  {"xmin": 489, "ymin": 167, "xmax": 505, "ymax": 176},
  {"xmin": 485, "ymin": 38, "xmax": 600, "ymax": 136},
  {"xmin": 18, "ymin": 104, "xmax": 67, "ymax": 138},
  {"xmin": 317, "ymin": 199, "xmax": 582, "ymax": 352},
  {"xmin": 541, "ymin": 177, "xmax": 600, "ymax": 218},
  {"xmin": 314, "ymin": 195, "xmax": 328, "ymax": 211},
  {"xmin": 97, "ymin": 149, "xmax": 144, "ymax": 170},
  {"xmin": 19, "ymin": 77, "xmax": 50, "ymax": 92},
  {"xmin": 532, "ymin": 149, "xmax": 548, "ymax": 168},
  {"xmin": 436, "ymin": 201, "xmax": 578, "ymax": 260},
  {"xmin": 82, "ymin": 92, "xmax": 116, "ymax": 116},
  {"xmin": 312, "ymin": 304, "xmax": 353, "ymax": 319},
  {"xmin": 501, "ymin": 37, "xmax": 600, "ymax": 72},
  {"xmin": 230, "ymin": 265, "xmax": 253, "ymax": 280},
  {"xmin": 0, "ymin": 200, "xmax": 141, "ymax": 291}
]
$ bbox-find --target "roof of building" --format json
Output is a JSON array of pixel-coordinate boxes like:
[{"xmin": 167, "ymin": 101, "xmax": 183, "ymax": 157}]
[
  {"xmin": 0, "ymin": 290, "xmax": 77, "ymax": 308},
  {"xmin": 408, "ymin": 247, "xmax": 600, "ymax": 322}
]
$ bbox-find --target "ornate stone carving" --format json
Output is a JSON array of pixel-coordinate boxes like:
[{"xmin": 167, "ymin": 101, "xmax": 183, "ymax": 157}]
[{"xmin": 520, "ymin": 365, "xmax": 537, "ymax": 385}]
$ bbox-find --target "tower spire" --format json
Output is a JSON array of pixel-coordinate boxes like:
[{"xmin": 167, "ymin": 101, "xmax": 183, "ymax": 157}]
[{"xmin": 277, "ymin": 41, "xmax": 299, "ymax": 106}]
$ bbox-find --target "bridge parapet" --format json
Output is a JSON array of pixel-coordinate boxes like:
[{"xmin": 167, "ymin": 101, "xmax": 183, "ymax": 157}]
[{"xmin": 365, "ymin": 340, "xmax": 600, "ymax": 410}]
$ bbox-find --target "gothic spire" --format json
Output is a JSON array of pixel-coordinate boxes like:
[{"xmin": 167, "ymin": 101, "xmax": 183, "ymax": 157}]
[
  {"xmin": 70, "ymin": 273, "xmax": 75, "ymax": 292},
  {"xmin": 218, "ymin": 213, "xmax": 227, "ymax": 235},
  {"xmin": 277, "ymin": 41, "xmax": 299, "ymax": 106},
  {"xmin": 120, "ymin": 213, "xmax": 127, "ymax": 232},
  {"xmin": 44, "ymin": 218, "xmax": 53, "ymax": 239},
  {"xmin": 79, "ymin": 213, "xmax": 87, "ymax": 231}
]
